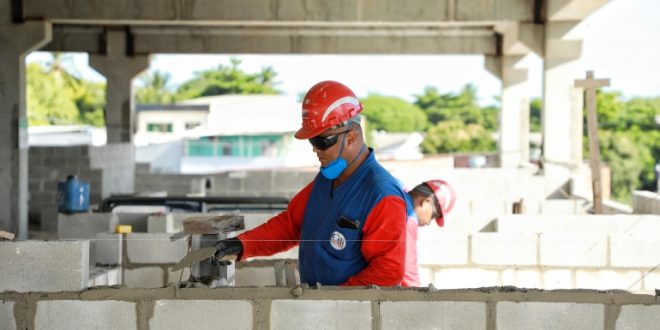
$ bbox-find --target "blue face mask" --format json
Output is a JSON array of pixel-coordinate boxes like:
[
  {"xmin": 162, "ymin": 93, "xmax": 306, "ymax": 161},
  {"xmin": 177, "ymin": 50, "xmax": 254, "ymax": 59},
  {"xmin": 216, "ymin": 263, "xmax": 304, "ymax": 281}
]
[{"xmin": 320, "ymin": 133, "xmax": 366, "ymax": 180}]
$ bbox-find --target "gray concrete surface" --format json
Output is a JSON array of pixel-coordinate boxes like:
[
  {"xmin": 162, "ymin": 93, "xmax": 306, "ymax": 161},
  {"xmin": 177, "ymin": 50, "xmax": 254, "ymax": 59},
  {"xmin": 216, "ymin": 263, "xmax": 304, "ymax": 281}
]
[
  {"xmin": 35, "ymin": 300, "xmax": 136, "ymax": 330},
  {"xmin": 150, "ymin": 300, "xmax": 252, "ymax": 330}
]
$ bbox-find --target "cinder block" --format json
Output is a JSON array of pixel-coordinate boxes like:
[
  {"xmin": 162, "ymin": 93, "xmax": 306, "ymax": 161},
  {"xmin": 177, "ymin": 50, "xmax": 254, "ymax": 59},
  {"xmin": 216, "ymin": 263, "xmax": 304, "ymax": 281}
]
[
  {"xmin": 432, "ymin": 268, "xmax": 499, "ymax": 289},
  {"xmin": 271, "ymin": 300, "xmax": 371, "ymax": 329},
  {"xmin": 543, "ymin": 269, "xmax": 573, "ymax": 289},
  {"xmin": 126, "ymin": 233, "xmax": 187, "ymax": 264},
  {"xmin": 616, "ymin": 305, "xmax": 660, "ymax": 329},
  {"xmin": 501, "ymin": 269, "xmax": 541, "ymax": 288},
  {"xmin": 575, "ymin": 270, "xmax": 643, "ymax": 291},
  {"xmin": 0, "ymin": 301, "xmax": 15, "ymax": 330},
  {"xmin": 418, "ymin": 267, "xmax": 433, "ymax": 287},
  {"xmin": 381, "ymin": 301, "xmax": 486, "ymax": 330},
  {"xmin": 124, "ymin": 267, "xmax": 165, "ymax": 288},
  {"xmin": 58, "ymin": 213, "xmax": 118, "ymax": 239},
  {"xmin": 0, "ymin": 240, "xmax": 89, "ymax": 292},
  {"xmin": 540, "ymin": 233, "xmax": 607, "ymax": 267},
  {"xmin": 471, "ymin": 199, "xmax": 507, "ymax": 215},
  {"xmin": 147, "ymin": 212, "xmax": 212, "ymax": 234},
  {"xmin": 235, "ymin": 266, "xmax": 276, "ymax": 286},
  {"xmin": 150, "ymin": 300, "xmax": 252, "ymax": 329},
  {"xmin": 471, "ymin": 233, "xmax": 537, "ymax": 266},
  {"xmin": 39, "ymin": 206, "xmax": 59, "ymax": 232},
  {"xmin": 497, "ymin": 302, "xmax": 604, "ymax": 330},
  {"xmin": 114, "ymin": 213, "xmax": 149, "ymax": 232},
  {"xmin": 540, "ymin": 200, "xmax": 580, "ymax": 214},
  {"xmin": 96, "ymin": 233, "xmax": 122, "ymax": 265},
  {"xmin": 417, "ymin": 231, "xmax": 468, "ymax": 265},
  {"xmin": 107, "ymin": 267, "xmax": 122, "ymax": 286},
  {"xmin": 610, "ymin": 235, "xmax": 660, "ymax": 268},
  {"xmin": 35, "ymin": 301, "xmax": 136, "ymax": 330}
]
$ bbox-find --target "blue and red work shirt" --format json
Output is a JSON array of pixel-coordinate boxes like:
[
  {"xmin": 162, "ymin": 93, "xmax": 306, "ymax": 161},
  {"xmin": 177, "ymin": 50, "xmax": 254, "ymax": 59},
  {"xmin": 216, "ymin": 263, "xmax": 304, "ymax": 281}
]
[{"xmin": 237, "ymin": 150, "xmax": 409, "ymax": 286}]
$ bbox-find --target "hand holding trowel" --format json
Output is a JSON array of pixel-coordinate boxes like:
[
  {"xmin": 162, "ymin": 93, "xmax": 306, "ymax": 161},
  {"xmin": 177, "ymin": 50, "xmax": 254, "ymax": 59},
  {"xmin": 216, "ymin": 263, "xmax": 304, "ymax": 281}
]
[{"xmin": 171, "ymin": 238, "xmax": 244, "ymax": 271}]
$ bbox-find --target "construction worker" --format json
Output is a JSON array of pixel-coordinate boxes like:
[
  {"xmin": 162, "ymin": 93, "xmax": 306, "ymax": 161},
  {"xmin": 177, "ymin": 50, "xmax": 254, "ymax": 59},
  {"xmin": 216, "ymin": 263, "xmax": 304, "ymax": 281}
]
[
  {"xmin": 212, "ymin": 80, "xmax": 410, "ymax": 286},
  {"xmin": 402, "ymin": 180, "xmax": 456, "ymax": 287}
]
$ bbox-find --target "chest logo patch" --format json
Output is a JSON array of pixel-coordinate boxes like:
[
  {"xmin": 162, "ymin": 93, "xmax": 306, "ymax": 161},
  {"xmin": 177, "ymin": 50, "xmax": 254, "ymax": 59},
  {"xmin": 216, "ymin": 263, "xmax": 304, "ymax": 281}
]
[{"xmin": 330, "ymin": 231, "xmax": 347, "ymax": 250}]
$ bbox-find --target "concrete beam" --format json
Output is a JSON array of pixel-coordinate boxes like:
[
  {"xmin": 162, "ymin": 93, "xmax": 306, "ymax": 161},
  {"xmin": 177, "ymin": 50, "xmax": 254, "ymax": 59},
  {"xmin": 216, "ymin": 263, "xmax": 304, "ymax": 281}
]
[
  {"xmin": 547, "ymin": 0, "xmax": 610, "ymax": 21},
  {"xmin": 42, "ymin": 25, "xmax": 499, "ymax": 55},
  {"xmin": 0, "ymin": 3, "xmax": 51, "ymax": 239},
  {"xmin": 21, "ymin": 0, "xmax": 535, "ymax": 24}
]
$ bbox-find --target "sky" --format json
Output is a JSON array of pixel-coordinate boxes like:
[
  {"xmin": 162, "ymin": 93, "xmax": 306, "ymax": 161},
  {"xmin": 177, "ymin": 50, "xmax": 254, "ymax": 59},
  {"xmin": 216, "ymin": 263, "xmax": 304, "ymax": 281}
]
[{"xmin": 26, "ymin": 0, "xmax": 660, "ymax": 106}]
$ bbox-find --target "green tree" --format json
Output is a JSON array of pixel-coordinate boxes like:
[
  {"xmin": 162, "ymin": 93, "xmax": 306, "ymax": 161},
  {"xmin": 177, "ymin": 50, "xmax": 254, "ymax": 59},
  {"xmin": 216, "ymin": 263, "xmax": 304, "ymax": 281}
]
[
  {"xmin": 361, "ymin": 95, "xmax": 427, "ymax": 132},
  {"xmin": 26, "ymin": 63, "xmax": 80, "ymax": 125},
  {"xmin": 530, "ymin": 98, "xmax": 542, "ymax": 132},
  {"xmin": 175, "ymin": 58, "xmax": 280, "ymax": 100},
  {"xmin": 422, "ymin": 120, "xmax": 496, "ymax": 153},
  {"xmin": 135, "ymin": 70, "xmax": 175, "ymax": 105},
  {"xmin": 414, "ymin": 84, "xmax": 497, "ymax": 130}
]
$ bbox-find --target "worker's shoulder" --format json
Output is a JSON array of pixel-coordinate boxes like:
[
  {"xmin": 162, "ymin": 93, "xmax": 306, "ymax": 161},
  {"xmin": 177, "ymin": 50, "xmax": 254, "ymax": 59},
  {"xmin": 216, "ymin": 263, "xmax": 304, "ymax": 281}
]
[{"xmin": 362, "ymin": 166, "xmax": 405, "ymax": 196}]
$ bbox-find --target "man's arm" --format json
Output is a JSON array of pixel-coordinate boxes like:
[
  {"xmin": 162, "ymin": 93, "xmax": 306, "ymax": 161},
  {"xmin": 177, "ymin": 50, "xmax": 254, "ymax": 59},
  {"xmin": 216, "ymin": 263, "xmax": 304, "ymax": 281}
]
[
  {"xmin": 342, "ymin": 195, "xmax": 406, "ymax": 286},
  {"xmin": 236, "ymin": 181, "xmax": 314, "ymax": 260}
]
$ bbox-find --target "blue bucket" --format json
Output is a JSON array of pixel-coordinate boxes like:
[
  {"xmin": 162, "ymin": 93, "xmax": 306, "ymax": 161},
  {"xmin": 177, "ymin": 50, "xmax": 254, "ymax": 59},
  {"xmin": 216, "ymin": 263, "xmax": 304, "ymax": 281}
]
[{"xmin": 57, "ymin": 175, "xmax": 90, "ymax": 213}]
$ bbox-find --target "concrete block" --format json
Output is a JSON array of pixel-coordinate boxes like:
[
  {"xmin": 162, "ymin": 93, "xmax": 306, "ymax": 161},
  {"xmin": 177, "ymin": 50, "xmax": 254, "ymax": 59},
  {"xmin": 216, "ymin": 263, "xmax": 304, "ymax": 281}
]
[
  {"xmin": 235, "ymin": 266, "xmax": 276, "ymax": 286},
  {"xmin": 501, "ymin": 269, "xmax": 541, "ymax": 288},
  {"xmin": 0, "ymin": 240, "xmax": 89, "ymax": 292},
  {"xmin": 543, "ymin": 269, "xmax": 573, "ymax": 289},
  {"xmin": 575, "ymin": 270, "xmax": 643, "ymax": 291},
  {"xmin": 418, "ymin": 267, "xmax": 433, "ymax": 287},
  {"xmin": 381, "ymin": 301, "xmax": 486, "ymax": 329},
  {"xmin": 610, "ymin": 235, "xmax": 660, "ymax": 267},
  {"xmin": 471, "ymin": 199, "xmax": 507, "ymax": 215},
  {"xmin": 496, "ymin": 215, "xmax": 623, "ymax": 234},
  {"xmin": 35, "ymin": 300, "xmax": 136, "ymax": 330},
  {"xmin": 151, "ymin": 300, "xmax": 252, "ymax": 330},
  {"xmin": 96, "ymin": 233, "xmax": 122, "ymax": 265},
  {"xmin": 497, "ymin": 302, "xmax": 604, "ymax": 330},
  {"xmin": 114, "ymin": 213, "xmax": 149, "ymax": 232},
  {"xmin": 147, "ymin": 212, "xmax": 213, "ymax": 234},
  {"xmin": 540, "ymin": 200, "xmax": 580, "ymax": 214},
  {"xmin": 58, "ymin": 213, "xmax": 118, "ymax": 239},
  {"xmin": 616, "ymin": 305, "xmax": 660, "ymax": 329},
  {"xmin": 0, "ymin": 301, "xmax": 15, "ymax": 330},
  {"xmin": 471, "ymin": 233, "xmax": 537, "ymax": 266},
  {"xmin": 417, "ymin": 231, "xmax": 468, "ymax": 265},
  {"xmin": 540, "ymin": 233, "xmax": 607, "ymax": 267},
  {"xmin": 88, "ymin": 266, "xmax": 122, "ymax": 287},
  {"xmin": 166, "ymin": 267, "xmax": 191, "ymax": 286},
  {"xmin": 271, "ymin": 300, "xmax": 371, "ymax": 329},
  {"xmin": 124, "ymin": 267, "xmax": 165, "ymax": 288},
  {"xmin": 107, "ymin": 267, "xmax": 122, "ymax": 286},
  {"xmin": 642, "ymin": 270, "xmax": 660, "ymax": 292},
  {"xmin": 432, "ymin": 268, "xmax": 499, "ymax": 289},
  {"xmin": 126, "ymin": 233, "xmax": 187, "ymax": 264},
  {"xmin": 39, "ymin": 206, "xmax": 59, "ymax": 232}
]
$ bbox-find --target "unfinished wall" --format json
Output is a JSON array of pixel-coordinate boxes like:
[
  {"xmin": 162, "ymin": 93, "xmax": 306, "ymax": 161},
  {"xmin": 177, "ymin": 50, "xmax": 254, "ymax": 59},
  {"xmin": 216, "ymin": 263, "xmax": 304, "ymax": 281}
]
[
  {"xmin": 633, "ymin": 191, "xmax": 660, "ymax": 214},
  {"xmin": 0, "ymin": 287, "xmax": 658, "ymax": 330},
  {"xmin": 29, "ymin": 144, "xmax": 135, "ymax": 231}
]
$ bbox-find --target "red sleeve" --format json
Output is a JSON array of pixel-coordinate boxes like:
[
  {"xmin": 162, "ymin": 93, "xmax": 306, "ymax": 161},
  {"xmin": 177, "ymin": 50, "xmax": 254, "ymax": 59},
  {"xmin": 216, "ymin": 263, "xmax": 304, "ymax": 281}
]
[
  {"xmin": 342, "ymin": 195, "xmax": 406, "ymax": 286},
  {"xmin": 236, "ymin": 181, "xmax": 313, "ymax": 260}
]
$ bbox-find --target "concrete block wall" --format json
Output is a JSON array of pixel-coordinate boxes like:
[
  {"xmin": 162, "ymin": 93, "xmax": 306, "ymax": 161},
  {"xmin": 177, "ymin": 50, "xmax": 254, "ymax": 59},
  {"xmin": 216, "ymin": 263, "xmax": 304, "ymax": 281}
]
[
  {"xmin": 29, "ymin": 144, "xmax": 135, "ymax": 230},
  {"xmin": 0, "ymin": 240, "xmax": 89, "ymax": 293},
  {"xmin": 633, "ymin": 190, "xmax": 660, "ymax": 214},
  {"xmin": 1, "ymin": 287, "xmax": 659, "ymax": 329},
  {"xmin": 495, "ymin": 214, "xmax": 660, "ymax": 235}
]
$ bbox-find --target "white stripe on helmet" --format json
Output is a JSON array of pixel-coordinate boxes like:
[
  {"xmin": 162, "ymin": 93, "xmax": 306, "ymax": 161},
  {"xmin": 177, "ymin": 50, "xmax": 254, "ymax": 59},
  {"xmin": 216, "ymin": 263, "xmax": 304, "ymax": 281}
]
[{"xmin": 321, "ymin": 96, "xmax": 360, "ymax": 123}]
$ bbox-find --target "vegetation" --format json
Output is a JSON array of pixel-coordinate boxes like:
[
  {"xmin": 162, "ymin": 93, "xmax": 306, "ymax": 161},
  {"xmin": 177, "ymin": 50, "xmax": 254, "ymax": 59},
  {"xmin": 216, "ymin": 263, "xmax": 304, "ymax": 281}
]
[{"xmin": 26, "ymin": 53, "xmax": 659, "ymax": 203}]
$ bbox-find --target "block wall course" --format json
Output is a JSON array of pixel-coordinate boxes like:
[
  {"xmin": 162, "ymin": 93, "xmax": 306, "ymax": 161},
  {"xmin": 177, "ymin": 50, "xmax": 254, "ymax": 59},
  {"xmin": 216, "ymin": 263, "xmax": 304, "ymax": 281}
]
[
  {"xmin": 575, "ymin": 270, "xmax": 643, "ymax": 291},
  {"xmin": 380, "ymin": 301, "xmax": 486, "ymax": 330},
  {"xmin": 150, "ymin": 300, "xmax": 252, "ymax": 330},
  {"xmin": 539, "ymin": 233, "xmax": 607, "ymax": 267},
  {"xmin": 497, "ymin": 302, "xmax": 604, "ymax": 330},
  {"xmin": 471, "ymin": 233, "xmax": 537, "ymax": 266},
  {"xmin": 124, "ymin": 267, "xmax": 165, "ymax": 288},
  {"xmin": 35, "ymin": 300, "xmax": 136, "ymax": 330},
  {"xmin": 432, "ymin": 268, "xmax": 499, "ymax": 289},
  {"xmin": 271, "ymin": 300, "xmax": 371, "ymax": 329},
  {"xmin": 616, "ymin": 305, "xmax": 660, "ymax": 329},
  {"xmin": 417, "ymin": 231, "xmax": 468, "ymax": 265},
  {"xmin": 610, "ymin": 235, "xmax": 660, "ymax": 267},
  {"xmin": 96, "ymin": 233, "xmax": 122, "ymax": 265},
  {"xmin": 0, "ymin": 240, "xmax": 89, "ymax": 293},
  {"xmin": 543, "ymin": 269, "xmax": 574, "ymax": 290},
  {"xmin": 126, "ymin": 233, "xmax": 187, "ymax": 264}
]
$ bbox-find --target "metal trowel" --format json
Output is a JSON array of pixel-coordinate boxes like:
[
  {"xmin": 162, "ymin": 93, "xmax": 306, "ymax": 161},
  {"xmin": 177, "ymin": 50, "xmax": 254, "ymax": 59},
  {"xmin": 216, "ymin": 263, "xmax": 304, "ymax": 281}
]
[{"xmin": 171, "ymin": 247, "xmax": 238, "ymax": 271}]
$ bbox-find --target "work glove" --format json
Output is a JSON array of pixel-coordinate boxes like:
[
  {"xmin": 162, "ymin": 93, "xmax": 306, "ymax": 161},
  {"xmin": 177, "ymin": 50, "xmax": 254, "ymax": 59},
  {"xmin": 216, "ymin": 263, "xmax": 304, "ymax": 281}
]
[{"xmin": 210, "ymin": 237, "xmax": 243, "ymax": 266}]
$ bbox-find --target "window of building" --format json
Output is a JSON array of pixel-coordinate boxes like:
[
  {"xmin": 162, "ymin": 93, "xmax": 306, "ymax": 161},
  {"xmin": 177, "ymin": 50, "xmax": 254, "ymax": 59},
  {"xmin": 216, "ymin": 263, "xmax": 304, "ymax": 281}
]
[
  {"xmin": 185, "ymin": 122, "xmax": 201, "ymax": 130},
  {"xmin": 147, "ymin": 123, "xmax": 173, "ymax": 133}
]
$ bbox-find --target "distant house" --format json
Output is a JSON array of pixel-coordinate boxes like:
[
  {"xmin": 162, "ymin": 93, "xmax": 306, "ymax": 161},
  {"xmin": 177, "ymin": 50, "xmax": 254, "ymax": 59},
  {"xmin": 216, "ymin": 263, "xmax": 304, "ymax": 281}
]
[
  {"xmin": 371, "ymin": 131, "xmax": 424, "ymax": 161},
  {"xmin": 136, "ymin": 95, "xmax": 317, "ymax": 173}
]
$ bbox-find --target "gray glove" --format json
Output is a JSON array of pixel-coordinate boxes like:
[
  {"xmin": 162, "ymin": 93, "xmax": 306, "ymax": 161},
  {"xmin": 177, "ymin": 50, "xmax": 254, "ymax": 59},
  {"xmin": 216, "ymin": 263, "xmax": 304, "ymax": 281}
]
[{"xmin": 210, "ymin": 238, "xmax": 243, "ymax": 265}]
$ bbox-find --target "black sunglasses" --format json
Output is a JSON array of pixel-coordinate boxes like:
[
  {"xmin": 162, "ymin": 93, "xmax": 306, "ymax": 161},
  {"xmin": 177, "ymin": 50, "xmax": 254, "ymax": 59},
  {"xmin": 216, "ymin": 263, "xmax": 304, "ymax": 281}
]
[{"xmin": 309, "ymin": 129, "xmax": 351, "ymax": 151}]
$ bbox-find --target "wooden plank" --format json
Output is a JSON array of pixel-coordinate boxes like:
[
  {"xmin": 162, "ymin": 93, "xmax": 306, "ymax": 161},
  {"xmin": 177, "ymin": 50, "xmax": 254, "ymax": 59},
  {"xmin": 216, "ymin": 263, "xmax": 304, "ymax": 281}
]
[{"xmin": 0, "ymin": 230, "xmax": 15, "ymax": 241}]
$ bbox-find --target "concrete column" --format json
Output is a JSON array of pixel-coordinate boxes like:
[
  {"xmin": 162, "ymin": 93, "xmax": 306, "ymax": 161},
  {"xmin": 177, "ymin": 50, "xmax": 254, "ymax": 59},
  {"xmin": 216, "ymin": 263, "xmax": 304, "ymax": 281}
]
[
  {"xmin": 89, "ymin": 29, "xmax": 148, "ymax": 143},
  {"xmin": 542, "ymin": 22, "xmax": 584, "ymax": 197},
  {"xmin": 485, "ymin": 55, "xmax": 531, "ymax": 168},
  {"xmin": 0, "ymin": 5, "xmax": 51, "ymax": 239}
]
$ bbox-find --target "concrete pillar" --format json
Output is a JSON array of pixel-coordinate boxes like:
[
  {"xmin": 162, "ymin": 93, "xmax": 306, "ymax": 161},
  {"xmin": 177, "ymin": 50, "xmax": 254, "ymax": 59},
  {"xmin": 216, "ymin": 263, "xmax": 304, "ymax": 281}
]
[
  {"xmin": 486, "ymin": 55, "xmax": 531, "ymax": 167},
  {"xmin": 0, "ymin": 5, "xmax": 51, "ymax": 239},
  {"xmin": 542, "ymin": 22, "xmax": 584, "ymax": 197},
  {"xmin": 89, "ymin": 29, "xmax": 148, "ymax": 143}
]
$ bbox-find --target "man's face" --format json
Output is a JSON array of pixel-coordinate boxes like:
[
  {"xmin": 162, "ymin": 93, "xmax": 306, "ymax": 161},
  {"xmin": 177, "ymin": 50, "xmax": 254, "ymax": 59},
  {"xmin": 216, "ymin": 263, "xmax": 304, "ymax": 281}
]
[
  {"xmin": 309, "ymin": 127, "xmax": 352, "ymax": 167},
  {"xmin": 416, "ymin": 195, "xmax": 437, "ymax": 227}
]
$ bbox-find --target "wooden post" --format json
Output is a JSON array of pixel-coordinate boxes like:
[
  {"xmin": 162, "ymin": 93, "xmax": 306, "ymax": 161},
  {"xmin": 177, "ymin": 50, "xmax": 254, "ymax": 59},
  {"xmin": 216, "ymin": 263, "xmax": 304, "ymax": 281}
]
[{"xmin": 574, "ymin": 71, "xmax": 610, "ymax": 214}]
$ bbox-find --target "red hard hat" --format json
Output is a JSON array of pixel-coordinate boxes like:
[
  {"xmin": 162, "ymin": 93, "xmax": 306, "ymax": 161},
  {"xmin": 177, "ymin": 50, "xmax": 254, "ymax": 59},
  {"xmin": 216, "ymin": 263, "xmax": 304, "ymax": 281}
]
[
  {"xmin": 425, "ymin": 179, "xmax": 456, "ymax": 226},
  {"xmin": 294, "ymin": 81, "xmax": 363, "ymax": 139}
]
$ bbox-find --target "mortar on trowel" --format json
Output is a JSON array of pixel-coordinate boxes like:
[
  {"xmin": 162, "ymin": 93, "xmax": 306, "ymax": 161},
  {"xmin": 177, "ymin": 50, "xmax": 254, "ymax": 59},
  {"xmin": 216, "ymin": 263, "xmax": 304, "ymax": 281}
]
[{"xmin": 170, "ymin": 214, "xmax": 244, "ymax": 288}]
